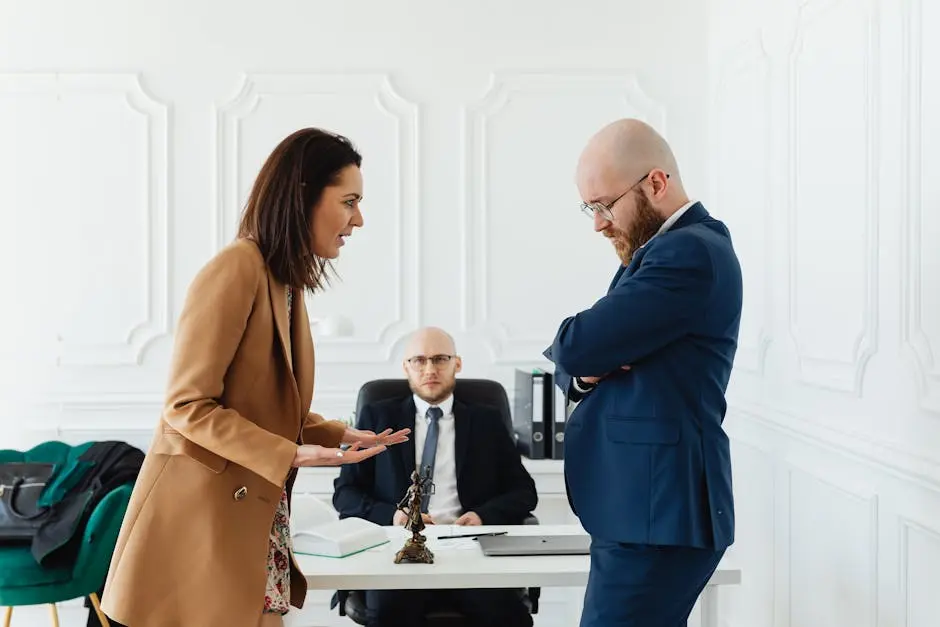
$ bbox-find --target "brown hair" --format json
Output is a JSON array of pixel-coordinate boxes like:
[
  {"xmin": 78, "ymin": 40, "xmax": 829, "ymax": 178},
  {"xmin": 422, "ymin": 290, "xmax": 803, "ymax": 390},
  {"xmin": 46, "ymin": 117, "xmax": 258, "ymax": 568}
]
[{"xmin": 237, "ymin": 128, "xmax": 362, "ymax": 291}]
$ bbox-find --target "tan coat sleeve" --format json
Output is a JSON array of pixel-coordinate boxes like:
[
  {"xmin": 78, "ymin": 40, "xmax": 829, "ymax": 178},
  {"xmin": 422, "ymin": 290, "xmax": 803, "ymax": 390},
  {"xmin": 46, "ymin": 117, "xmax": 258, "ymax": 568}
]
[
  {"xmin": 302, "ymin": 411, "xmax": 347, "ymax": 448},
  {"xmin": 162, "ymin": 246, "xmax": 297, "ymax": 488}
]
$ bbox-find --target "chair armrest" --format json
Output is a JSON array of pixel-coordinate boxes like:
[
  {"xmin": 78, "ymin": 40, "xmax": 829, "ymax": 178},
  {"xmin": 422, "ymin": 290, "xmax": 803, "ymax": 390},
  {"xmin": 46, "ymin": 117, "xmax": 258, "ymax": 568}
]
[
  {"xmin": 344, "ymin": 590, "xmax": 369, "ymax": 625},
  {"xmin": 71, "ymin": 484, "xmax": 133, "ymax": 581},
  {"xmin": 81, "ymin": 484, "xmax": 133, "ymax": 541},
  {"xmin": 527, "ymin": 586, "xmax": 541, "ymax": 614},
  {"xmin": 330, "ymin": 590, "xmax": 349, "ymax": 616}
]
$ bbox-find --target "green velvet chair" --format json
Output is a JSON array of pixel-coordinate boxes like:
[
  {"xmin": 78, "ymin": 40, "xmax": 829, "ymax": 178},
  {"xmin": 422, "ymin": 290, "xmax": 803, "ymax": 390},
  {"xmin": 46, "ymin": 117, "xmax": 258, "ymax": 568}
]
[{"xmin": 0, "ymin": 441, "xmax": 133, "ymax": 627}]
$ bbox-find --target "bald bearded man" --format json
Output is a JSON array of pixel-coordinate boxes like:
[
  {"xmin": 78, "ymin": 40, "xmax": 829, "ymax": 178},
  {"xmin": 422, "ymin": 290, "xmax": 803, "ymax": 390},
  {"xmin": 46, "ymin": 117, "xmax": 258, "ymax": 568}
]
[{"xmin": 543, "ymin": 119, "xmax": 743, "ymax": 626}]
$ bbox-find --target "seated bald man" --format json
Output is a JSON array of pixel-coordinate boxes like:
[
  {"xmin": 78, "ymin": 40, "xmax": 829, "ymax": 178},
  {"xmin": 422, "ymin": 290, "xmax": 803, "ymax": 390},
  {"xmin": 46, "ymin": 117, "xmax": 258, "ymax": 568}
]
[
  {"xmin": 333, "ymin": 327, "xmax": 537, "ymax": 627},
  {"xmin": 543, "ymin": 119, "xmax": 742, "ymax": 626}
]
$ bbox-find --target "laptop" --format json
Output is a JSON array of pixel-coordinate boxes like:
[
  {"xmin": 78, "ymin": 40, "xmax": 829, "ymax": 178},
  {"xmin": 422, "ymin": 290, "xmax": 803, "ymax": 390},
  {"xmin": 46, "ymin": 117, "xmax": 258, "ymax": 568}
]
[{"xmin": 477, "ymin": 534, "xmax": 591, "ymax": 556}]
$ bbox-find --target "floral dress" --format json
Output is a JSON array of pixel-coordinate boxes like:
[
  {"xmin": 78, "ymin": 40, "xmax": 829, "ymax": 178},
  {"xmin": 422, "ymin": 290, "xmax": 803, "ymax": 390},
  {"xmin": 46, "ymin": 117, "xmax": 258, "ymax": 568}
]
[{"xmin": 263, "ymin": 287, "xmax": 294, "ymax": 615}]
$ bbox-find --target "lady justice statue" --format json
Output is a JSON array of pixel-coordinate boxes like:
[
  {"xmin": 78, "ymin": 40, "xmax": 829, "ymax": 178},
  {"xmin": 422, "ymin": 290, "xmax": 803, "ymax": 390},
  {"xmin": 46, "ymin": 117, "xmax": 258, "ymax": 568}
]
[{"xmin": 393, "ymin": 465, "xmax": 435, "ymax": 564}]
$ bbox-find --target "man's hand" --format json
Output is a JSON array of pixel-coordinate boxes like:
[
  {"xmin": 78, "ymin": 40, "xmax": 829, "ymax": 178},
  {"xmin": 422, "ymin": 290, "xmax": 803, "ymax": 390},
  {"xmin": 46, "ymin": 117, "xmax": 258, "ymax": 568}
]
[
  {"xmin": 291, "ymin": 442, "xmax": 387, "ymax": 467},
  {"xmin": 393, "ymin": 510, "xmax": 435, "ymax": 525},
  {"xmin": 580, "ymin": 365, "xmax": 632, "ymax": 385},
  {"xmin": 343, "ymin": 426, "xmax": 411, "ymax": 448},
  {"xmin": 453, "ymin": 511, "xmax": 482, "ymax": 526}
]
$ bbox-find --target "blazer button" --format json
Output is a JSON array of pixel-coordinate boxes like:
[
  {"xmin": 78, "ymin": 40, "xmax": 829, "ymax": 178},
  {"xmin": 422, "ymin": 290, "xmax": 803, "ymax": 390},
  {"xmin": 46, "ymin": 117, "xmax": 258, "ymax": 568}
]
[{"xmin": 234, "ymin": 486, "xmax": 248, "ymax": 501}]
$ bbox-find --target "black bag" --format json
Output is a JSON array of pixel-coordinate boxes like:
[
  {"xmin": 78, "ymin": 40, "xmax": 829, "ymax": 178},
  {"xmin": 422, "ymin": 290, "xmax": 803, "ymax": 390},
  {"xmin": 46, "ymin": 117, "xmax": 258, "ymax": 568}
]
[{"xmin": 0, "ymin": 462, "xmax": 55, "ymax": 543}]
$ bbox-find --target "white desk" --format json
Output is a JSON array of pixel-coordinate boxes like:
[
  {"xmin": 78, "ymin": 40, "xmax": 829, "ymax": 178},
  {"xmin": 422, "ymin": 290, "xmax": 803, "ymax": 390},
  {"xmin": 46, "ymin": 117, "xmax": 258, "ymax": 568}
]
[{"xmin": 298, "ymin": 524, "xmax": 741, "ymax": 627}]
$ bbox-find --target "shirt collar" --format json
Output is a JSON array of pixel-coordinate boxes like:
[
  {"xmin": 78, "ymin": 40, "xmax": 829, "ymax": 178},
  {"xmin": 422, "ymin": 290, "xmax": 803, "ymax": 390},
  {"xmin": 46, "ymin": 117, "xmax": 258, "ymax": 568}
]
[
  {"xmin": 658, "ymin": 199, "xmax": 696, "ymax": 235},
  {"xmin": 640, "ymin": 199, "xmax": 697, "ymax": 249},
  {"xmin": 414, "ymin": 393, "xmax": 454, "ymax": 419}
]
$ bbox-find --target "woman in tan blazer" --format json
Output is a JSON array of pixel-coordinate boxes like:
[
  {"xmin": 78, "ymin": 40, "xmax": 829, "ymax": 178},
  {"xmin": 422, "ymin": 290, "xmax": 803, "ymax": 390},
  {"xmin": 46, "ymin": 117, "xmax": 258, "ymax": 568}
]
[{"xmin": 100, "ymin": 128, "xmax": 409, "ymax": 627}]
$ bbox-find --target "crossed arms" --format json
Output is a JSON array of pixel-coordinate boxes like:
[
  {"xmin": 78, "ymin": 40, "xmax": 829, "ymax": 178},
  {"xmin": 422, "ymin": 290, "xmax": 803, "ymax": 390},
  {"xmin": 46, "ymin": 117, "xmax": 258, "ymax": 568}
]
[{"xmin": 544, "ymin": 232, "xmax": 714, "ymax": 395}]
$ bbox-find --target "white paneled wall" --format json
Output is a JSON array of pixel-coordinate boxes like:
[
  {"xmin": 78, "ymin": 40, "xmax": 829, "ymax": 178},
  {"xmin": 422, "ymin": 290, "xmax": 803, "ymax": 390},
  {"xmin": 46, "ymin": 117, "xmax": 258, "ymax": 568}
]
[
  {"xmin": 0, "ymin": 1, "xmax": 707, "ymax": 626},
  {"xmin": 706, "ymin": 0, "xmax": 940, "ymax": 625},
  {"xmin": 0, "ymin": 0, "xmax": 708, "ymax": 443},
  {"xmin": 1, "ymin": 0, "xmax": 936, "ymax": 626}
]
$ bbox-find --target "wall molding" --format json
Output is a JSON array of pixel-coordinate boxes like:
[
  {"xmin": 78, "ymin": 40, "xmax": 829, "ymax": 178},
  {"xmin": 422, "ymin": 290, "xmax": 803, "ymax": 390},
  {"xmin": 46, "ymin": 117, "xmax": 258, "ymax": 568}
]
[
  {"xmin": 710, "ymin": 33, "xmax": 774, "ymax": 375},
  {"xmin": 786, "ymin": 467, "xmax": 879, "ymax": 627},
  {"xmin": 729, "ymin": 401, "xmax": 940, "ymax": 494},
  {"xmin": 898, "ymin": 517, "xmax": 940, "ymax": 627},
  {"xmin": 214, "ymin": 72, "xmax": 421, "ymax": 362},
  {"xmin": 785, "ymin": 0, "xmax": 879, "ymax": 394},
  {"xmin": 901, "ymin": 0, "xmax": 940, "ymax": 414},
  {"xmin": 459, "ymin": 71, "xmax": 666, "ymax": 364},
  {"xmin": 19, "ymin": 388, "xmax": 362, "ymax": 441},
  {"xmin": 0, "ymin": 72, "xmax": 170, "ymax": 367},
  {"xmin": 34, "ymin": 387, "xmax": 359, "ymax": 410}
]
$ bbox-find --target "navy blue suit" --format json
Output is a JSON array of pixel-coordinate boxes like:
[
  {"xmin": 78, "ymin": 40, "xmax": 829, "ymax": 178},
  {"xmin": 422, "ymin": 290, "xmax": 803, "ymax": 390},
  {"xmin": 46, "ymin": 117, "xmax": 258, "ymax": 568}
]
[
  {"xmin": 544, "ymin": 202, "xmax": 742, "ymax": 626},
  {"xmin": 333, "ymin": 395, "xmax": 537, "ymax": 627}
]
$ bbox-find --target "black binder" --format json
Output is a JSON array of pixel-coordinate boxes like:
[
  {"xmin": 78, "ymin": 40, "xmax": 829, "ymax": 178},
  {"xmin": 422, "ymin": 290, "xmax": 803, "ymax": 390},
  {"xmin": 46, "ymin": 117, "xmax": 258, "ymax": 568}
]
[
  {"xmin": 550, "ymin": 381, "xmax": 570, "ymax": 459},
  {"xmin": 512, "ymin": 369, "xmax": 552, "ymax": 459}
]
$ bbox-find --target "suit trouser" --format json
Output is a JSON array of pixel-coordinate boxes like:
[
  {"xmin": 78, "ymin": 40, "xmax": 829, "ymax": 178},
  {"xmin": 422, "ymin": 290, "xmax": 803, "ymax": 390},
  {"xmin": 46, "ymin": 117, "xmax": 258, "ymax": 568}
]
[
  {"xmin": 365, "ymin": 588, "xmax": 532, "ymax": 627},
  {"xmin": 580, "ymin": 537, "xmax": 725, "ymax": 627}
]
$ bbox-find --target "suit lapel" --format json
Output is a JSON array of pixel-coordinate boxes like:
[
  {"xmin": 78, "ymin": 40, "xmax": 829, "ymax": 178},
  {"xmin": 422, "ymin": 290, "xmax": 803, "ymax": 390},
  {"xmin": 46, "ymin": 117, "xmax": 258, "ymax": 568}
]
[
  {"xmin": 267, "ymin": 274, "xmax": 300, "ymax": 421},
  {"xmin": 454, "ymin": 400, "xmax": 470, "ymax": 481},
  {"xmin": 293, "ymin": 290, "xmax": 314, "ymax": 426},
  {"xmin": 624, "ymin": 248, "xmax": 649, "ymax": 279},
  {"xmin": 397, "ymin": 398, "xmax": 417, "ymax": 479},
  {"xmin": 607, "ymin": 264, "xmax": 628, "ymax": 293},
  {"xmin": 619, "ymin": 202, "xmax": 711, "ymax": 282},
  {"xmin": 268, "ymin": 276, "xmax": 292, "ymax": 368},
  {"xmin": 672, "ymin": 201, "xmax": 708, "ymax": 231}
]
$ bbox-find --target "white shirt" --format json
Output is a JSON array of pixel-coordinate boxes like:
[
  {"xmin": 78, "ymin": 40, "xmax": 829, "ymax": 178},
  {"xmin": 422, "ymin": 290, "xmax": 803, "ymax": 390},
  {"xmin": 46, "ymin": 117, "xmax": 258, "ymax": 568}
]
[{"xmin": 412, "ymin": 393, "xmax": 463, "ymax": 524}]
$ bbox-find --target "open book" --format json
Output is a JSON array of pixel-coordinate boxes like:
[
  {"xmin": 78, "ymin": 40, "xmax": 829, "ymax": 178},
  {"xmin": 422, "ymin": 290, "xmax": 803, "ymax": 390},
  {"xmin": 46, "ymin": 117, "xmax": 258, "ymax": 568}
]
[{"xmin": 292, "ymin": 516, "xmax": 390, "ymax": 558}]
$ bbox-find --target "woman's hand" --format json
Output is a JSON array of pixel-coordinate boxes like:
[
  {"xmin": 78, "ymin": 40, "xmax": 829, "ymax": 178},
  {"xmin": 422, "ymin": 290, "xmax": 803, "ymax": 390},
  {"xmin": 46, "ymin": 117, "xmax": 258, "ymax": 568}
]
[
  {"xmin": 291, "ymin": 442, "xmax": 387, "ymax": 467},
  {"xmin": 342, "ymin": 426, "xmax": 410, "ymax": 448}
]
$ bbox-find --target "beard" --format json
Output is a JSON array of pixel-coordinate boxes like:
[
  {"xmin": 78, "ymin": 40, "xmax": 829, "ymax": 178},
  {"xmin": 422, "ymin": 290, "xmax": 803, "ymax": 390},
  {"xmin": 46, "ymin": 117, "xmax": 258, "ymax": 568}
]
[
  {"xmin": 409, "ymin": 377, "xmax": 456, "ymax": 405},
  {"xmin": 604, "ymin": 191, "xmax": 665, "ymax": 265}
]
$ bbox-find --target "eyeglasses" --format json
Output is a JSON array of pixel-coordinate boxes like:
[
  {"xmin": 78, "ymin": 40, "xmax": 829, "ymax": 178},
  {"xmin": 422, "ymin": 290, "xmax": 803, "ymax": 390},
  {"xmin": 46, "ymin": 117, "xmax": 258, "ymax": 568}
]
[
  {"xmin": 405, "ymin": 354, "xmax": 456, "ymax": 369},
  {"xmin": 579, "ymin": 172, "xmax": 669, "ymax": 221}
]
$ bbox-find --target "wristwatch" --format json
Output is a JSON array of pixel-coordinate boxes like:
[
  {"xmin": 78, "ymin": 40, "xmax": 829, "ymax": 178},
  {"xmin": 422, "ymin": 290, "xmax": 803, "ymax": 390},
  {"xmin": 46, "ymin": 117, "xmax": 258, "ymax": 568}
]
[{"xmin": 572, "ymin": 376, "xmax": 596, "ymax": 393}]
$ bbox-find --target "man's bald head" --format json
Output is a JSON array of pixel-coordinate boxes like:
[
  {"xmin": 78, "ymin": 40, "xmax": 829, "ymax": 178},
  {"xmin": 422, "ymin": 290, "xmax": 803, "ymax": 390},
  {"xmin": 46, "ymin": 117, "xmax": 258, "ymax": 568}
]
[
  {"xmin": 404, "ymin": 326, "xmax": 456, "ymax": 358},
  {"xmin": 402, "ymin": 327, "xmax": 462, "ymax": 404},
  {"xmin": 575, "ymin": 119, "xmax": 690, "ymax": 264},
  {"xmin": 577, "ymin": 118, "xmax": 684, "ymax": 199},
  {"xmin": 579, "ymin": 118, "xmax": 681, "ymax": 184}
]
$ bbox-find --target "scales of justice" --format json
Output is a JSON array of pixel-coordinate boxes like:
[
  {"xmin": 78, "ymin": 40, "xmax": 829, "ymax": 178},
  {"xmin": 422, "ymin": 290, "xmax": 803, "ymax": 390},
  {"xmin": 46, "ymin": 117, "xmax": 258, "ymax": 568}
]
[{"xmin": 393, "ymin": 464, "xmax": 436, "ymax": 564}]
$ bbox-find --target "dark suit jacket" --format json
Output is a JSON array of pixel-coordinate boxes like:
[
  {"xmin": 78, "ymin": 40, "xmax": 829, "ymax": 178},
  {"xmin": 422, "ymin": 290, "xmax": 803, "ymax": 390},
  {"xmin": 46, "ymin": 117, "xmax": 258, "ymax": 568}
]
[
  {"xmin": 333, "ymin": 396, "xmax": 538, "ymax": 525},
  {"xmin": 545, "ymin": 202, "xmax": 742, "ymax": 550}
]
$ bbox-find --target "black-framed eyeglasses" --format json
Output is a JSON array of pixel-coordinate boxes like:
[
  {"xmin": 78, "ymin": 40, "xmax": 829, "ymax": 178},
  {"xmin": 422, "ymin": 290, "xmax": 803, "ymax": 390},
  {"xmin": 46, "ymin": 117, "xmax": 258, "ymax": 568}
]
[
  {"xmin": 405, "ymin": 354, "xmax": 456, "ymax": 369},
  {"xmin": 579, "ymin": 172, "xmax": 669, "ymax": 221}
]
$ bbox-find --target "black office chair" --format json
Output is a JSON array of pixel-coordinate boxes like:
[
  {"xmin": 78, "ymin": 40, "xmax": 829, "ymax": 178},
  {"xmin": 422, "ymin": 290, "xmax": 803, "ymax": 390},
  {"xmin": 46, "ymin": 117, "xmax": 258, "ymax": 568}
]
[
  {"xmin": 331, "ymin": 378, "xmax": 540, "ymax": 626},
  {"xmin": 355, "ymin": 378, "xmax": 518, "ymax": 438}
]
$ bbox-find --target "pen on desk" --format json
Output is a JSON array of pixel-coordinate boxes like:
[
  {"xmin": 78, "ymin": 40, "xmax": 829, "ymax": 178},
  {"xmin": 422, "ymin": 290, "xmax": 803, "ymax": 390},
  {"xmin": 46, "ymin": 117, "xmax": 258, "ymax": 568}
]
[{"xmin": 437, "ymin": 531, "xmax": 508, "ymax": 540}]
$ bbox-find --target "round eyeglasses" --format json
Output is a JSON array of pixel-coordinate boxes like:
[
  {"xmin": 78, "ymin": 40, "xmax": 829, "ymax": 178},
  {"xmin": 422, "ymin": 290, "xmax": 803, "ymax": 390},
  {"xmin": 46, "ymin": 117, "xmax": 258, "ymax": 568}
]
[
  {"xmin": 405, "ymin": 354, "xmax": 456, "ymax": 370},
  {"xmin": 579, "ymin": 172, "xmax": 669, "ymax": 220}
]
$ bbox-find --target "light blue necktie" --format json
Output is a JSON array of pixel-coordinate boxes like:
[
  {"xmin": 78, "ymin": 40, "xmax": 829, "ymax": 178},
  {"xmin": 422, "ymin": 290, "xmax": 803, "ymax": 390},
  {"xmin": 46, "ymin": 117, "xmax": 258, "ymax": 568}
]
[{"xmin": 419, "ymin": 406, "xmax": 443, "ymax": 513}]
